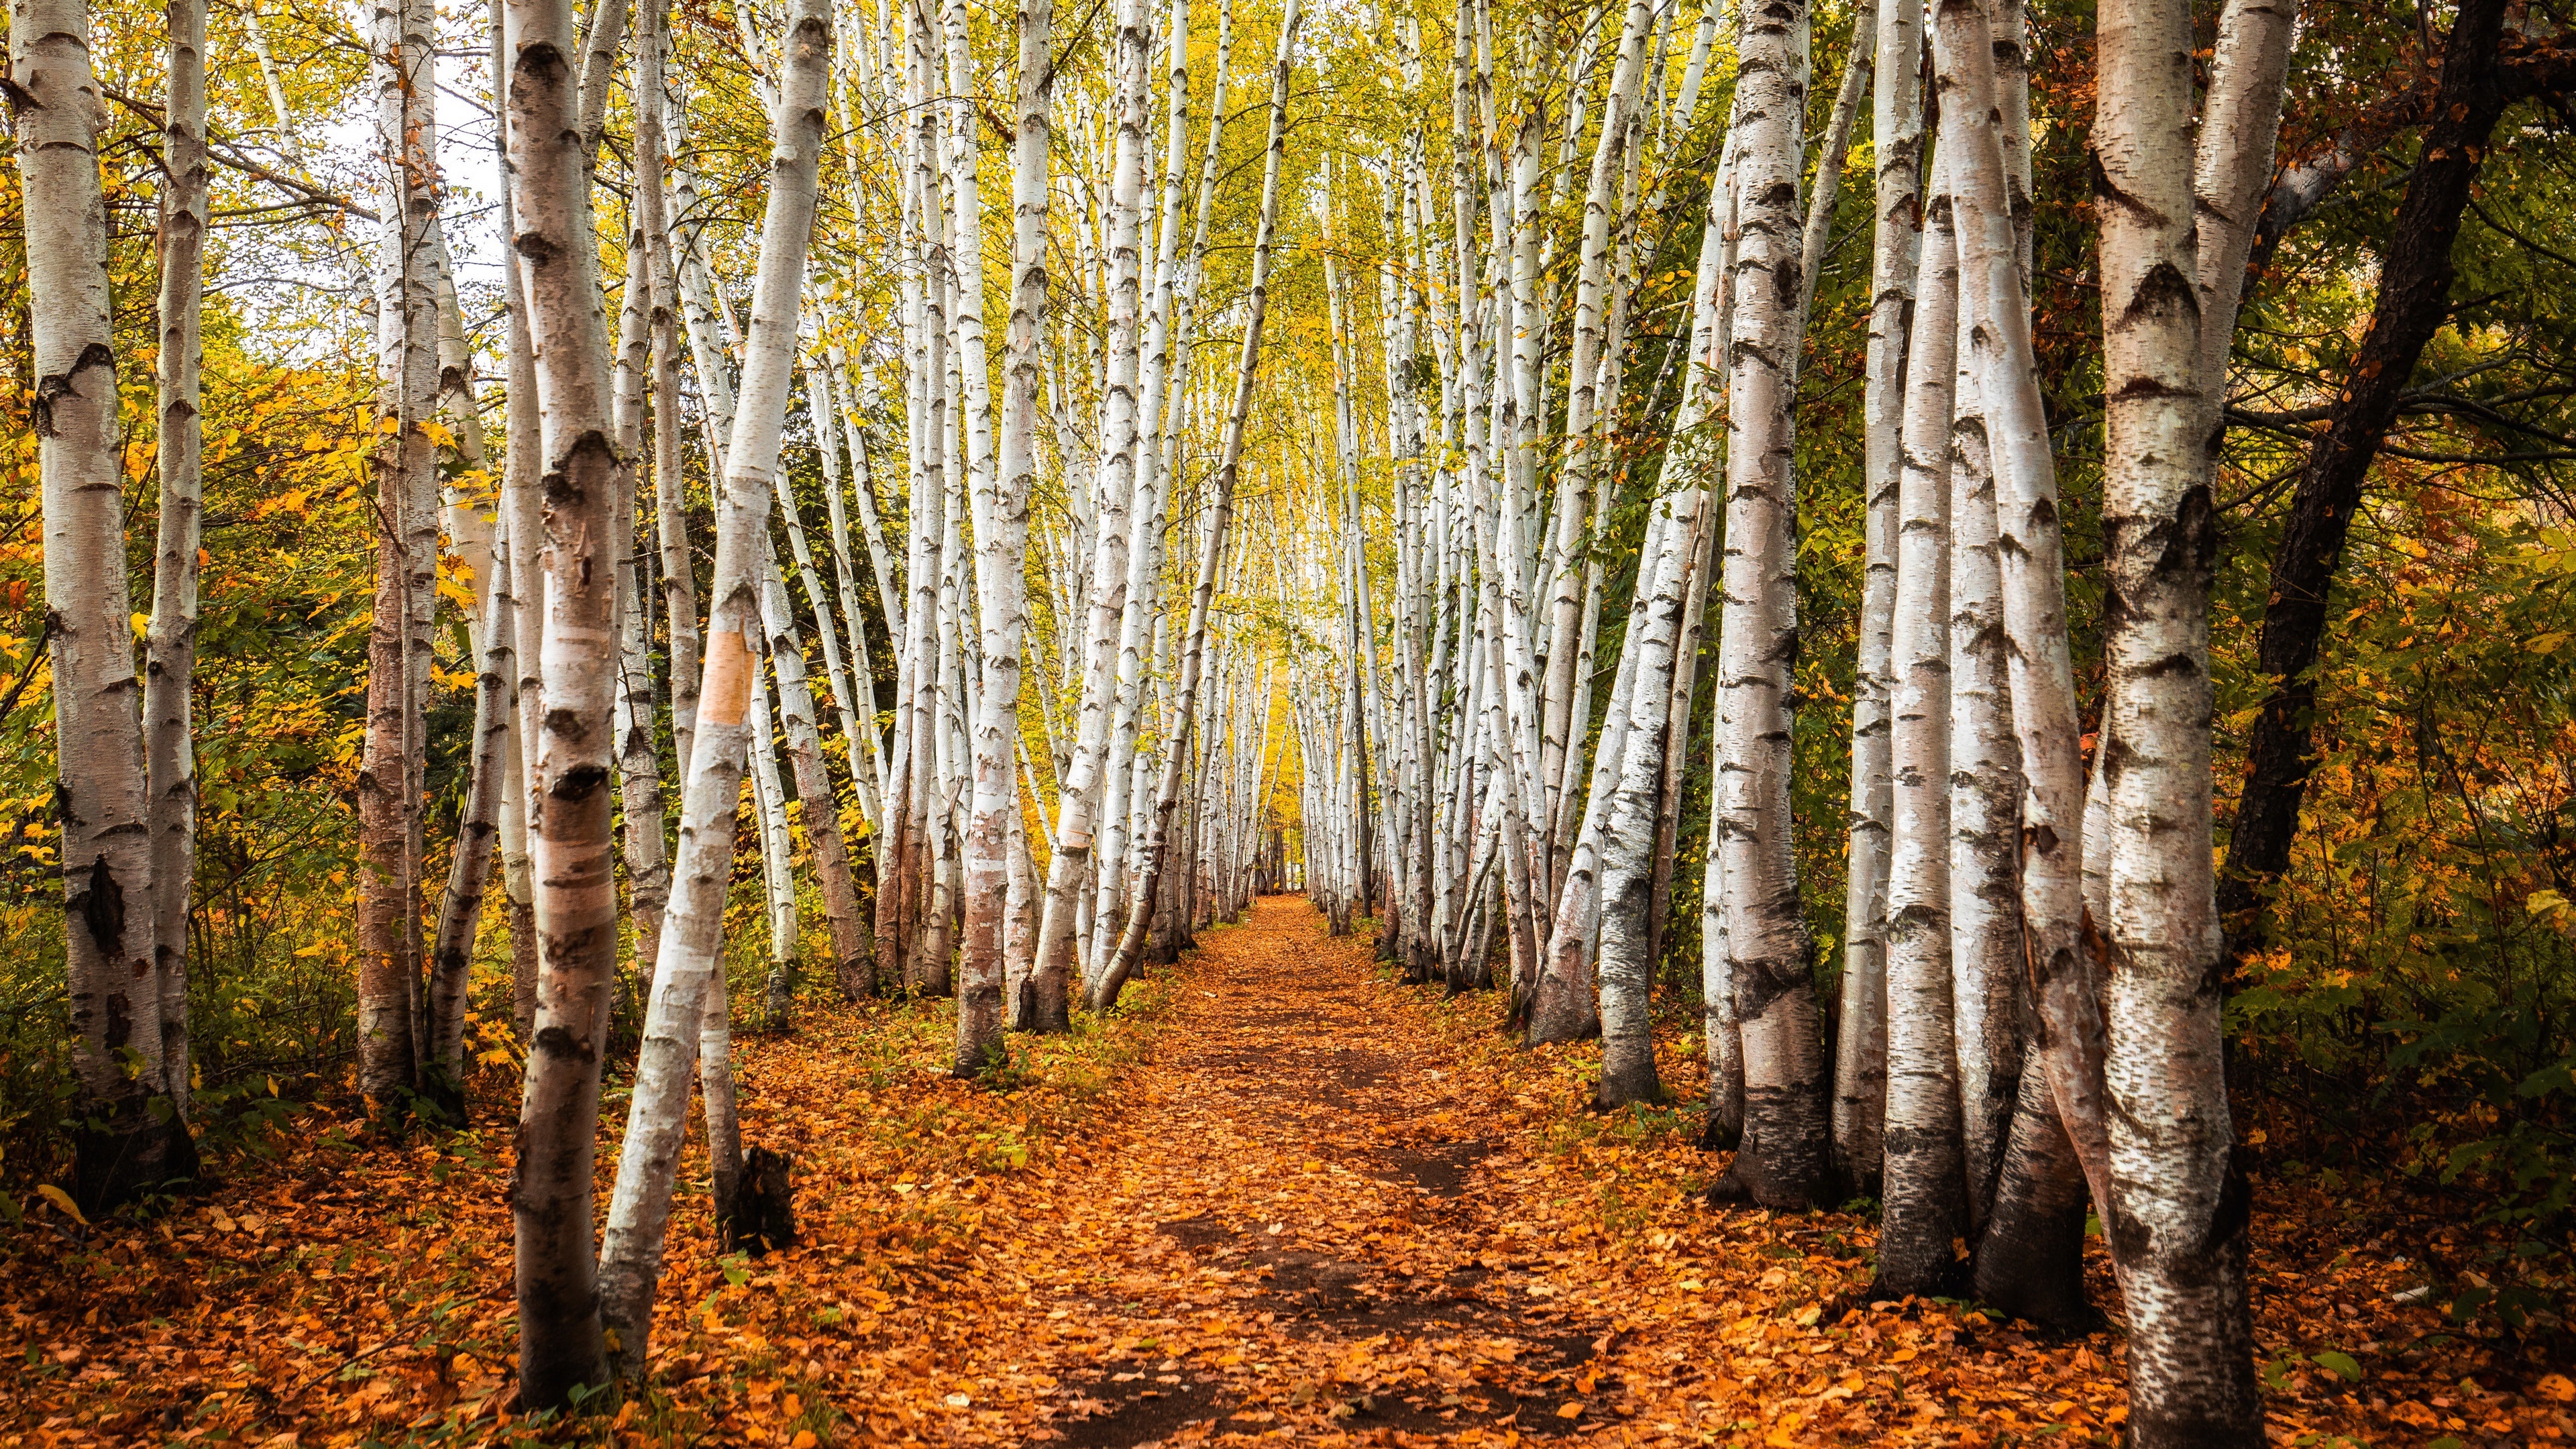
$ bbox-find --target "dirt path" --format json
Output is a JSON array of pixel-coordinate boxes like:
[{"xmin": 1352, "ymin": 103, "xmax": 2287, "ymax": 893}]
[{"xmin": 999, "ymin": 895, "xmax": 1613, "ymax": 1446}]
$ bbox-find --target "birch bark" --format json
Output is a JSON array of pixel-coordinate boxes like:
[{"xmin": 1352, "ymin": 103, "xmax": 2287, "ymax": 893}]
[
  {"xmin": 2095, "ymin": 0, "xmax": 2265, "ymax": 1431},
  {"xmin": 1596, "ymin": 494, "xmax": 1705, "ymax": 1105},
  {"xmin": 1023, "ymin": 0, "xmax": 1157, "ymax": 1030},
  {"xmin": 1874, "ymin": 174, "xmax": 1964, "ymax": 1294},
  {"xmin": 1933, "ymin": 0, "xmax": 2110, "ymax": 1215},
  {"xmin": 360, "ymin": 0, "xmax": 437, "ymax": 1122},
  {"xmin": 21, "ymin": 0, "xmax": 189, "ymax": 1208},
  {"xmin": 1096, "ymin": 0, "xmax": 1292, "ymax": 1011},
  {"xmin": 1831, "ymin": 0, "xmax": 1919, "ymax": 1197},
  {"xmin": 961, "ymin": 0, "xmax": 1054, "ymax": 1064},
  {"xmin": 147, "ymin": 0, "xmax": 209, "ymax": 1122},
  {"xmin": 504, "ymin": 0, "xmax": 647, "ymax": 1401},
  {"xmin": 1715, "ymin": 0, "xmax": 1830, "ymax": 1210},
  {"xmin": 598, "ymin": 0, "xmax": 833, "ymax": 1380}
]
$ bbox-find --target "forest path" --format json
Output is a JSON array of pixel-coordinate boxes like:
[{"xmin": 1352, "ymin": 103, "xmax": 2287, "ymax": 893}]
[{"xmin": 1004, "ymin": 894, "xmax": 1614, "ymax": 1446}]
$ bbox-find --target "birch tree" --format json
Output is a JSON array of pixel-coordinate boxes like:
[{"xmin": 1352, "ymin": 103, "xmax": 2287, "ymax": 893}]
[
  {"xmin": 1711, "ymin": 0, "xmax": 1829, "ymax": 1210},
  {"xmin": 146, "ymin": 0, "xmax": 209, "ymax": 1122},
  {"xmin": 598, "ymin": 0, "xmax": 834, "ymax": 1380},
  {"xmin": 20, "ymin": 0, "xmax": 193, "ymax": 1209},
  {"xmin": 504, "ymin": 0, "xmax": 647, "ymax": 1400},
  {"xmin": 961, "ymin": 0, "xmax": 1055, "ymax": 1066}
]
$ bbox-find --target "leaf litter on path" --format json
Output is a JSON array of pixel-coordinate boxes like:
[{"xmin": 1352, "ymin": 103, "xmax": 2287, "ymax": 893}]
[{"xmin": 3, "ymin": 896, "xmax": 2565, "ymax": 1446}]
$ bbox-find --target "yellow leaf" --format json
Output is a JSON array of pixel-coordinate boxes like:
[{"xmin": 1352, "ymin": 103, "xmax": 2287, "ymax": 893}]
[
  {"xmin": 2538, "ymin": 1374, "xmax": 2575, "ymax": 1403},
  {"xmin": 36, "ymin": 1183, "xmax": 87, "ymax": 1224},
  {"xmin": 131, "ymin": 612, "xmax": 150, "ymax": 639},
  {"xmin": 1554, "ymin": 1401, "xmax": 1582, "ymax": 1419},
  {"xmin": 791, "ymin": 1435, "xmax": 818, "ymax": 1449}
]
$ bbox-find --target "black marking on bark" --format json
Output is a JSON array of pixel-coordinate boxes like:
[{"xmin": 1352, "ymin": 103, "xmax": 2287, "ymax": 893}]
[
  {"xmin": 531, "ymin": 1022, "xmax": 595, "ymax": 1063},
  {"xmin": 31, "ymin": 343, "xmax": 116, "ymax": 439},
  {"xmin": 104, "ymin": 989, "xmax": 131, "ymax": 1050},
  {"xmin": 74, "ymin": 851, "xmax": 125, "ymax": 957},
  {"xmin": 2160, "ymin": 482, "xmax": 2216, "ymax": 582},
  {"xmin": 2116, "ymin": 258, "xmax": 2199, "ymax": 329},
  {"xmin": 549, "ymin": 761, "xmax": 610, "ymax": 801},
  {"xmin": 2086, "ymin": 146, "xmax": 2173, "ymax": 229}
]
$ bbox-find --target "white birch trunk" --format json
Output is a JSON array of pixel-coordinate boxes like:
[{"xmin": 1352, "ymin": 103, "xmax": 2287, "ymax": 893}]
[
  {"xmin": 1023, "ymin": 0, "xmax": 1157, "ymax": 1029},
  {"xmin": 22, "ymin": 0, "xmax": 186, "ymax": 1206},
  {"xmin": 1715, "ymin": 0, "xmax": 1829, "ymax": 1210},
  {"xmin": 1831, "ymin": 0, "xmax": 1919, "ymax": 1197},
  {"xmin": 1096, "ymin": 0, "xmax": 1296, "ymax": 1004},
  {"xmin": 1876, "ymin": 174, "xmax": 1965, "ymax": 1293},
  {"xmin": 961, "ymin": 0, "xmax": 1054, "ymax": 1063},
  {"xmin": 146, "ymin": 0, "xmax": 209, "ymax": 1122},
  {"xmin": 1933, "ymin": 0, "xmax": 2110, "ymax": 1216},
  {"xmin": 594, "ymin": 0, "xmax": 833, "ymax": 1385},
  {"xmin": 2096, "ymin": 0, "xmax": 2272, "ymax": 1432},
  {"xmin": 505, "ymin": 0, "xmax": 632, "ymax": 1400},
  {"xmin": 1596, "ymin": 493, "xmax": 1705, "ymax": 1106}
]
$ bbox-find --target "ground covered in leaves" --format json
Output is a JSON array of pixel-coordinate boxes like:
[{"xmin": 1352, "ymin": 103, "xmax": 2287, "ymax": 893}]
[{"xmin": 6, "ymin": 896, "xmax": 2573, "ymax": 1446}]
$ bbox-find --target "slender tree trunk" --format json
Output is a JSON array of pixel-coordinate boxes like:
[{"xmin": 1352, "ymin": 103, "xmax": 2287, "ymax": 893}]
[
  {"xmin": 961, "ymin": 0, "xmax": 1054, "ymax": 1066},
  {"xmin": 148, "ymin": 0, "xmax": 211, "ymax": 1123},
  {"xmin": 606, "ymin": 140, "xmax": 673, "ymax": 996},
  {"xmin": 1947, "ymin": 211, "xmax": 2032, "ymax": 1243},
  {"xmin": 495, "ymin": 0, "xmax": 543, "ymax": 1046},
  {"xmin": 596, "ymin": 0, "xmax": 832, "ymax": 1379},
  {"xmin": 1831, "ymin": 0, "xmax": 1917, "ymax": 1199},
  {"xmin": 1934, "ymin": 0, "xmax": 2110, "ymax": 1214},
  {"xmin": 1713, "ymin": 0, "xmax": 1829, "ymax": 1210},
  {"xmin": 749, "ymin": 657, "xmax": 802, "ymax": 1028},
  {"xmin": 425, "ymin": 523, "xmax": 516, "ymax": 1113},
  {"xmin": 1095, "ymin": 0, "xmax": 1299, "ymax": 1010},
  {"xmin": 760, "ymin": 541, "xmax": 867, "ymax": 996},
  {"xmin": 360, "ymin": 0, "xmax": 437, "ymax": 1126},
  {"xmin": 1597, "ymin": 494, "xmax": 1705, "ymax": 1106},
  {"xmin": 1874, "ymin": 171, "xmax": 1964, "ymax": 1294},
  {"xmin": 1023, "ymin": 0, "xmax": 1157, "ymax": 1030}
]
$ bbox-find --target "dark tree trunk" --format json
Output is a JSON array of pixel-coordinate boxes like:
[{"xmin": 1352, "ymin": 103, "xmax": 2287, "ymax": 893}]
[{"xmin": 2218, "ymin": 0, "xmax": 2519, "ymax": 957}]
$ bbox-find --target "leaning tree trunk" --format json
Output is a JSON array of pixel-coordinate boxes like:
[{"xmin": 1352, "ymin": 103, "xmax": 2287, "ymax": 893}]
[
  {"xmin": 20, "ymin": 0, "xmax": 190, "ymax": 1212},
  {"xmin": 1713, "ymin": 0, "xmax": 1829, "ymax": 1210},
  {"xmin": 596, "ymin": 0, "xmax": 832, "ymax": 1382},
  {"xmin": 146, "ymin": 0, "xmax": 210, "ymax": 1123},
  {"xmin": 504, "ymin": 0, "xmax": 645, "ymax": 1405},
  {"xmin": 1095, "ymin": 0, "xmax": 1299, "ymax": 1013},
  {"xmin": 1596, "ymin": 492, "xmax": 1705, "ymax": 1107},
  {"xmin": 2216, "ymin": 0, "xmax": 2512, "ymax": 966}
]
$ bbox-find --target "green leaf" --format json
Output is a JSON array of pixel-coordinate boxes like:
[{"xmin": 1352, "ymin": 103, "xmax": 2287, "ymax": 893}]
[{"xmin": 2310, "ymin": 1350, "xmax": 2363, "ymax": 1383}]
